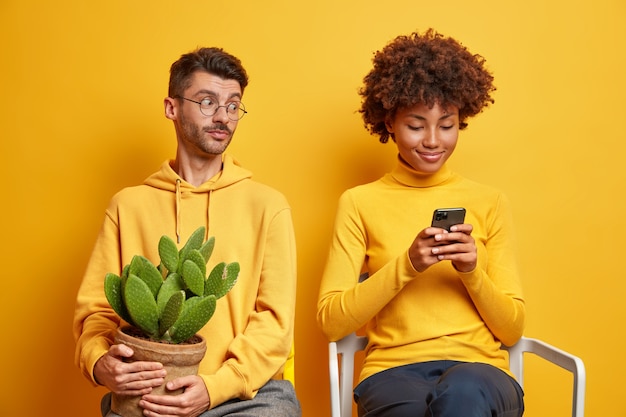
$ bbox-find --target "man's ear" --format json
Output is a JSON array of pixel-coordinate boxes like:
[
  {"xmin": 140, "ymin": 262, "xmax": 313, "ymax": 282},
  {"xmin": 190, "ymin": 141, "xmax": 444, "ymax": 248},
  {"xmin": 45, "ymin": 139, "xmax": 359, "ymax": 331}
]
[{"xmin": 164, "ymin": 97, "xmax": 177, "ymax": 120}]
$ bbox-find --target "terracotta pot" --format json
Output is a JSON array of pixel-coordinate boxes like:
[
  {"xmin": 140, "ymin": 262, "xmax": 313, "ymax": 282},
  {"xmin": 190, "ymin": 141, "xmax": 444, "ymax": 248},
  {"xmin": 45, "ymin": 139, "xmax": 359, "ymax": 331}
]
[{"xmin": 110, "ymin": 327, "xmax": 207, "ymax": 417}]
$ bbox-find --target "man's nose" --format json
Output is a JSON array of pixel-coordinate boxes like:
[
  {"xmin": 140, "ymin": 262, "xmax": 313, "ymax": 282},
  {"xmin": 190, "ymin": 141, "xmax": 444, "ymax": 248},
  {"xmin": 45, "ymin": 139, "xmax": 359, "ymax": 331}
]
[{"xmin": 212, "ymin": 105, "xmax": 230, "ymax": 123}]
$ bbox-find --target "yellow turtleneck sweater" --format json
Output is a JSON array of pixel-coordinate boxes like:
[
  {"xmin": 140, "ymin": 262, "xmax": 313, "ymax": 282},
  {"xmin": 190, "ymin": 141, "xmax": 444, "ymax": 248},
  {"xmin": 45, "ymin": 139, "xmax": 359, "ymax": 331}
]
[{"xmin": 317, "ymin": 158, "xmax": 525, "ymax": 382}]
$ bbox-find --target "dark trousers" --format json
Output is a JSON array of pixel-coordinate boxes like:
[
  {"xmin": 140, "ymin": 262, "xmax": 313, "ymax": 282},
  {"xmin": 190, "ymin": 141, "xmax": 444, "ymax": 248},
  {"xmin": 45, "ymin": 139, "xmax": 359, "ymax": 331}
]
[{"xmin": 353, "ymin": 361, "xmax": 524, "ymax": 417}]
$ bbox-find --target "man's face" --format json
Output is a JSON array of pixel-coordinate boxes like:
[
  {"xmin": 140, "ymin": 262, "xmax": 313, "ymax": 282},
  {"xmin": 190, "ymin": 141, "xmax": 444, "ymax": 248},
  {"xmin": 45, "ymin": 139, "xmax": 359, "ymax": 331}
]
[{"xmin": 174, "ymin": 71, "xmax": 243, "ymax": 157}]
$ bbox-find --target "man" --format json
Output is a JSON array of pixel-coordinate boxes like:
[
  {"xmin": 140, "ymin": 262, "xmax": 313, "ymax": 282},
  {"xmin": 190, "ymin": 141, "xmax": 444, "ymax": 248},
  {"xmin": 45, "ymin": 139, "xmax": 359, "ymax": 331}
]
[{"xmin": 74, "ymin": 47, "xmax": 300, "ymax": 417}]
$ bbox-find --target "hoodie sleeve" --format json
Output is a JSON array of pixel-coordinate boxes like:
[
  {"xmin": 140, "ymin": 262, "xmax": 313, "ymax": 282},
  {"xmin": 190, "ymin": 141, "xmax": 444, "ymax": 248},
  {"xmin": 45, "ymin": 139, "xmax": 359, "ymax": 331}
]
[
  {"xmin": 201, "ymin": 206, "xmax": 297, "ymax": 408},
  {"xmin": 73, "ymin": 210, "xmax": 122, "ymax": 384}
]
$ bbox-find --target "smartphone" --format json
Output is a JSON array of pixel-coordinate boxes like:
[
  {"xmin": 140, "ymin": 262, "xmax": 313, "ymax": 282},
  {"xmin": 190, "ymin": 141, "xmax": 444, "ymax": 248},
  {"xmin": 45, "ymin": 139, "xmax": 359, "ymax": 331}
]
[{"xmin": 431, "ymin": 208, "xmax": 466, "ymax": 231}]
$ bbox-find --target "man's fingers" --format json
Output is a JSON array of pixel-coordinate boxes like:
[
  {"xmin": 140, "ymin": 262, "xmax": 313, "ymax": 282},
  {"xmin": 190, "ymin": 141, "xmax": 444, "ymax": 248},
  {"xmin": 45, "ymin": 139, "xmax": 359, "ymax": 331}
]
[{"xmin": 109, "ymin": 343, "xmax": 134, "ymax": 358}]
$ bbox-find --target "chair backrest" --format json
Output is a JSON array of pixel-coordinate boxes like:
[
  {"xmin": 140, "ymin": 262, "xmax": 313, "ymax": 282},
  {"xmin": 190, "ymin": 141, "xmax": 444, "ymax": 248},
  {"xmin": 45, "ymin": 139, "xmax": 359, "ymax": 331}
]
[{"xmin": 329, "ymin": 334, "xmax": 586, "ymax": 417}]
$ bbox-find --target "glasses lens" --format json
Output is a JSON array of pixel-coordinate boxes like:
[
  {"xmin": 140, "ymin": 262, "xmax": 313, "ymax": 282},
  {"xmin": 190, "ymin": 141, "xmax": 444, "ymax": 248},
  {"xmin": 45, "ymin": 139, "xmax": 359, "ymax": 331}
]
[
  {"xmin": 231, "ymin": 102, "xmax": 246, "ymax": 120},
  {"xmin": 199, "ymin": 98, "xmax": 217, "ymax": 117}
]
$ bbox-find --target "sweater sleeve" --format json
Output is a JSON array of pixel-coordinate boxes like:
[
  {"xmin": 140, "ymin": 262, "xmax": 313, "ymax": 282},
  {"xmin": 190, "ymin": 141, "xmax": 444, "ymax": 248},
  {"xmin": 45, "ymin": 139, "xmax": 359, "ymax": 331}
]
[
  {"xmin": 458, "ymin": 194, "xmax": 525, "ymax": 346},
  {"xmin": 317, "ymin": 190, "xmax": 415, "ymax": 341},
  {"xmin": 202, "ymin": 207, "xmax": 297, "ymax": 408}
]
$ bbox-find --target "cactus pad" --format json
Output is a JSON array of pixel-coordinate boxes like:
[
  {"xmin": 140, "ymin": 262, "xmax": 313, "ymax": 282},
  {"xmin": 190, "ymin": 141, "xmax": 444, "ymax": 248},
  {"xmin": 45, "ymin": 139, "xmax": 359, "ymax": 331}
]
[
  {"xmin": 169, "ymin": 295, "xmax": 217, "ymax": 343},
  {"xmin": 124, "ymin": 274, "xmax": 159, "ymax": 338}
]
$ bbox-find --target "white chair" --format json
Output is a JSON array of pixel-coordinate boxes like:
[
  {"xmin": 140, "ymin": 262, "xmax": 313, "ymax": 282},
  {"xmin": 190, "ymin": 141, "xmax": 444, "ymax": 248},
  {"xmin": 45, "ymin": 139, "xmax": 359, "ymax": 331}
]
[{"xmin": 329, "ymin": 333, "xmax": 586, "ymax": 417}]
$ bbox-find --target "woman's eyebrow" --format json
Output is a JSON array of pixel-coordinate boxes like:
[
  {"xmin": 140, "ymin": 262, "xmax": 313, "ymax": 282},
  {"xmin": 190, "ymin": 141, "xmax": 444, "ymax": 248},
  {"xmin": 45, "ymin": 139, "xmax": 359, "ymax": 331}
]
[{"xmin": 407, "ymin": 113, "xmax": 455, "ymax": 121}]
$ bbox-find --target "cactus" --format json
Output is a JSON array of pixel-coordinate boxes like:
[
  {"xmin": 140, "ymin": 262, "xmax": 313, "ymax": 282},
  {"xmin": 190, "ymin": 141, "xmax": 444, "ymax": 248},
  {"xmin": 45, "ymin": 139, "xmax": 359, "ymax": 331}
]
[{"xmin": 104, "ymin": 226, "xmax": 239, "ymax": 343}]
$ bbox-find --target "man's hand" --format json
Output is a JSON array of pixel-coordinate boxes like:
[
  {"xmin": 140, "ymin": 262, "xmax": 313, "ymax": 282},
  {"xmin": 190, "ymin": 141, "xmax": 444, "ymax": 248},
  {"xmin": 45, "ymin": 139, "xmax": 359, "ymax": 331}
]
[
  {"xmin": 409, "ymin": 223, "xmax": 477, "ymax": 273},
  {"xmin": 94, "ymin": 343, "xmax": 166, "ymax": 396},
  {"xmin": 139, "ymin": 375, "xmax": 210, "ymax": 417}
]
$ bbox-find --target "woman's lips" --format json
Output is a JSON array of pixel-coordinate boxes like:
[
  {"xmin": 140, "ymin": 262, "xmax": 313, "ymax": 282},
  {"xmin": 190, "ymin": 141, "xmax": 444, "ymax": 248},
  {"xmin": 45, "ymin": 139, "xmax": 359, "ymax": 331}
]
[{"xmin": 418, "ymin": 151, "xmax": 443, "ymax": 163}]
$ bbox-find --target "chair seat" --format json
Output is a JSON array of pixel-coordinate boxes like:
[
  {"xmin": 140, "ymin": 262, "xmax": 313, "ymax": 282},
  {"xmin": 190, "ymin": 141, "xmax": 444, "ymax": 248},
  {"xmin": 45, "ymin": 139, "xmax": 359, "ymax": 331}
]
[{"xmin": 328, "ymin": 334, "xmax": 586, "ymax": 417}]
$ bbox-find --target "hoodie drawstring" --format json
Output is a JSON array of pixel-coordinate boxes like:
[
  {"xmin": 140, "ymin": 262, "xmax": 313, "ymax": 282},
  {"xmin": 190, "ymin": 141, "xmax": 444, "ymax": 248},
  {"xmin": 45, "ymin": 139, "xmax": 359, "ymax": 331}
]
[
  {"xmin": 206, "ymin": 189, "xmax": 212, "ymax": 239},
  {"xmin": 175, "ymin": 179, "xmax": 181, "ymax": 243}
]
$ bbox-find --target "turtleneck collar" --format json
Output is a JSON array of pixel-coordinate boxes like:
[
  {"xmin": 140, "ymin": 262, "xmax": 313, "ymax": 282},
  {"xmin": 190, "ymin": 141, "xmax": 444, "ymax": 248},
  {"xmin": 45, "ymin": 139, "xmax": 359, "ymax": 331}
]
[{"xmin": 389, "ymin": 155, "xmax": 454, "ymax": 188}]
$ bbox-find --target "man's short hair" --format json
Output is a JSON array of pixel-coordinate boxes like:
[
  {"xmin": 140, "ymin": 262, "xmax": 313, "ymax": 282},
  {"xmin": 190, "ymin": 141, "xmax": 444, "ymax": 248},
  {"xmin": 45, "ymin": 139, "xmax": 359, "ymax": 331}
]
[{"xmin": 168, "ymin": 47, "xmax": 249, "ymax": 98}]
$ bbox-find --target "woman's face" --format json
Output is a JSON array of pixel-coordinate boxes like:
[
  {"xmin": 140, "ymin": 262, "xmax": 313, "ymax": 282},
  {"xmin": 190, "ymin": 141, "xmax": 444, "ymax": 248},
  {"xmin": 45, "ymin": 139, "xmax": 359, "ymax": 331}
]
[{"xmin": 386, "ymin": 102, "xmax": 459, "ymax": 175}]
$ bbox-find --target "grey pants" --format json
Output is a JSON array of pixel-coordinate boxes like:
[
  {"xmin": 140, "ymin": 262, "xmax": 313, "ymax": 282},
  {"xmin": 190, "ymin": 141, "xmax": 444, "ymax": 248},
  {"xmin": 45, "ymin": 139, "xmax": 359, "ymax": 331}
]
[{"xmin": 102, "ymin": 380, "xmax": 301, "ymax": 417}]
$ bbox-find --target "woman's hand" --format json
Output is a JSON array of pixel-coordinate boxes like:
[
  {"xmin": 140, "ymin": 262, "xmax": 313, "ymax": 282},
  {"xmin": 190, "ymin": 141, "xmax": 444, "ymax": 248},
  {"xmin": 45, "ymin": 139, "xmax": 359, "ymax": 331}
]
[{"xmin": 409, "ymin": 224, "xmax": 477, "ymax": 273}]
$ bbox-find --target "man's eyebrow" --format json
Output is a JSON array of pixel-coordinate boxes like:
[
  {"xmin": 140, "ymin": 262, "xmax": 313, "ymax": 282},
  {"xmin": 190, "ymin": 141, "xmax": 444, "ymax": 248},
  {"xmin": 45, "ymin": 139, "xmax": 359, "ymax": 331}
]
[{"xmin": 195, "ymin": 89, "xmax": 242, "ymax": 100}]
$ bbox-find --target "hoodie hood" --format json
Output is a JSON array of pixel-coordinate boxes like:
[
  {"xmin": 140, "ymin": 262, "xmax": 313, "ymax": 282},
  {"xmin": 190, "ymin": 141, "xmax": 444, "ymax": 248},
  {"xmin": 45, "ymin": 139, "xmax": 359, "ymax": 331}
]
[
  {"xmin": 144, "ymin": 154, "xmax": 252, "ymax": 192},
  {"xmin": 143, "ymin": 154, "xmax": 252, "ymax": 242}
]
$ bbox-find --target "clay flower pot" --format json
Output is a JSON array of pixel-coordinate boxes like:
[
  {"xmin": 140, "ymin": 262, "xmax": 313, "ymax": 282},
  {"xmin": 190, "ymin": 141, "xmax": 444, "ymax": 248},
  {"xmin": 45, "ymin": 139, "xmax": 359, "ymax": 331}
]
[{"xmin": 110, "ymin": 327, "xmax": 207, "ymax": 417}]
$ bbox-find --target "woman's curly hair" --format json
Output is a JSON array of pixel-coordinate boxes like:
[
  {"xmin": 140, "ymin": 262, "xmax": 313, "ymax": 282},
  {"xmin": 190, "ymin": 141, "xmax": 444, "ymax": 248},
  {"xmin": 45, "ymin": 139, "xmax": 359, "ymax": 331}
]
[{"xmin": 359, "ymin": 29, "xmax": 496, "ymax": 143}]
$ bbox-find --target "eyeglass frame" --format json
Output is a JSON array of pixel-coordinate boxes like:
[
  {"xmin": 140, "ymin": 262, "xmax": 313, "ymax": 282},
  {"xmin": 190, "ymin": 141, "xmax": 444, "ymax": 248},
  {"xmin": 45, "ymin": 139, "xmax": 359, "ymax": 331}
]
[{"xmin": 175, "ymin": 96, "xmax": 248, "ymax": 121}]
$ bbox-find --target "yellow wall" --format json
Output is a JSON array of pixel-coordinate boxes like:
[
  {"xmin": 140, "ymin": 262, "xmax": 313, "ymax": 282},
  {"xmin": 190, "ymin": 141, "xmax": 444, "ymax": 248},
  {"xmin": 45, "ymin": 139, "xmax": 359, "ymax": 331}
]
[{"xmin": 1, "ymin": 1, "xmax": 624, "ymax": 416}]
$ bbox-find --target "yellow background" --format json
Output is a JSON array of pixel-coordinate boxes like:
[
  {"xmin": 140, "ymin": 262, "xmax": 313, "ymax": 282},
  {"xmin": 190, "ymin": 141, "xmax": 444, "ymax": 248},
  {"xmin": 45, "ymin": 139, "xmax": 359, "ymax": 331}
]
[{"xmin": 1, "ymin": 1, "xmax": 624, "ymax": 416}]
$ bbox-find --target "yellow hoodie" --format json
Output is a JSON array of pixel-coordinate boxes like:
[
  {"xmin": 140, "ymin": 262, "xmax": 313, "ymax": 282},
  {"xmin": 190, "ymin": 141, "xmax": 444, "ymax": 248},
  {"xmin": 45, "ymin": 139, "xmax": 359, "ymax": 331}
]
[{"xmin": 74, "ymin": 154, "xmax": 297, "ymax": 408}]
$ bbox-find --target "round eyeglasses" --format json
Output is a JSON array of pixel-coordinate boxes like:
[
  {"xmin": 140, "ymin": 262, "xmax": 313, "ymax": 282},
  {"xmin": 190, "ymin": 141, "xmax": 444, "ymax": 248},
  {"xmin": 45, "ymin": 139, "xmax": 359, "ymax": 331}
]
[{"xmin": 176, "ymin": 96, "xmax": 247, "ymax": 121}]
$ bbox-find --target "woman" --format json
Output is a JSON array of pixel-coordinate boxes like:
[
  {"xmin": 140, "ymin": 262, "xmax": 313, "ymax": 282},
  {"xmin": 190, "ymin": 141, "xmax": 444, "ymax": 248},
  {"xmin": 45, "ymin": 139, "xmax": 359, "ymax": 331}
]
[{"xmin": 317, "ymin": 29, "xmax": 525, "ymax": 417}]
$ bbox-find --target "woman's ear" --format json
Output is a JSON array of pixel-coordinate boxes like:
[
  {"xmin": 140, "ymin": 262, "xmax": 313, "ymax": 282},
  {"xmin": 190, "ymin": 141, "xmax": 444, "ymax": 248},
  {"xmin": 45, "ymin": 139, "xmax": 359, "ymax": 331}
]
[{"xmin": 385, "ymin": 117, "xmax": 394, "ymax": 134}]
